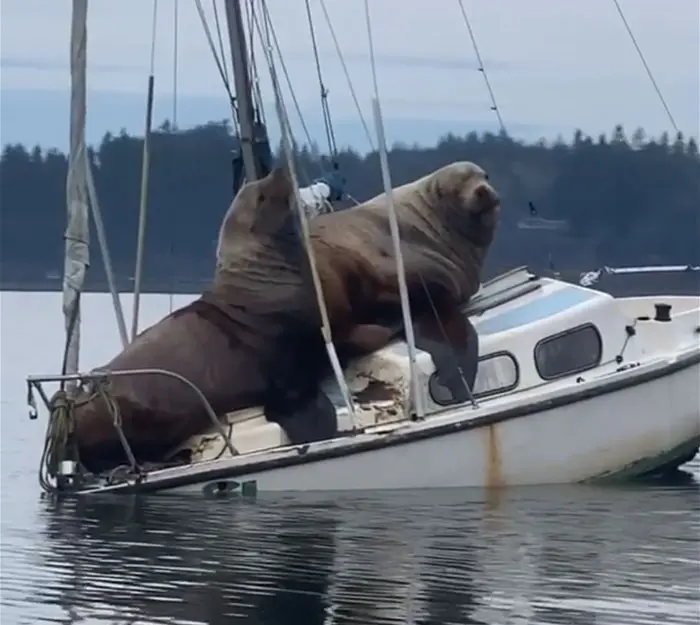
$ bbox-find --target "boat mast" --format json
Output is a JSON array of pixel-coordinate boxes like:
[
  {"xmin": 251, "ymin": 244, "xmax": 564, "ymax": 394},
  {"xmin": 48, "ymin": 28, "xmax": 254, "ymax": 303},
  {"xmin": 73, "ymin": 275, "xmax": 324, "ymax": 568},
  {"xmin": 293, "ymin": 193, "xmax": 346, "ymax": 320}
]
[
  {"xmin": 224, "ymin": 0, "xmax": 270, "ymax": 185},
  {"xmin": 62, "ymin": 0, "xmax": 90, "ymax": 391},
  {"xmin": 65, "ymin": 0, "xmax": 128, "ymax": 360}
]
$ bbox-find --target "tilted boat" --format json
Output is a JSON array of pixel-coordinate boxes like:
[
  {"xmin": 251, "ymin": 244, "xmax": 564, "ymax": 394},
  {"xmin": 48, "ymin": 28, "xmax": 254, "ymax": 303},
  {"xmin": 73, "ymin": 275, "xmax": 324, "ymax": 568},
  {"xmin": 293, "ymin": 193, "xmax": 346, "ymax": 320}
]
[
  {"xmin": 27, "ymin": 266, "xmax": 700, "ymax": 495},
  {"xmin": 24, "ymin": 1, "xmax": 699, "ymax": 496}
]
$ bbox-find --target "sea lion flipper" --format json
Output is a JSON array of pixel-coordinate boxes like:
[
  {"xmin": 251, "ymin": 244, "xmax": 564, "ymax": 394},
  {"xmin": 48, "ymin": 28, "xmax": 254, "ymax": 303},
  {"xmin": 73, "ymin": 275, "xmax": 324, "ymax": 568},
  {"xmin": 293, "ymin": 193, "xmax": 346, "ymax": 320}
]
[
  {"xmin": 414, "ymin": 303, "xmax": 479, "ymax": 403},
  {"xmin": 266, "ymin": 388, "xmax": 339, "ymax": 445}
]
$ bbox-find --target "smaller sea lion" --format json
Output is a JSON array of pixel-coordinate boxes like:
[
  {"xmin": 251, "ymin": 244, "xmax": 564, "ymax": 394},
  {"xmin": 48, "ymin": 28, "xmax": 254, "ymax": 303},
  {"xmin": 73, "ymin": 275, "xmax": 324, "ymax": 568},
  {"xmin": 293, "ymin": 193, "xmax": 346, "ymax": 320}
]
[
  {"xmin": 310, "ymin": 161, "xmax": 500, "ymax": 395},
  {"xmin": 71, "ymin": 167, "xmax": 335, "ymax": 473}
]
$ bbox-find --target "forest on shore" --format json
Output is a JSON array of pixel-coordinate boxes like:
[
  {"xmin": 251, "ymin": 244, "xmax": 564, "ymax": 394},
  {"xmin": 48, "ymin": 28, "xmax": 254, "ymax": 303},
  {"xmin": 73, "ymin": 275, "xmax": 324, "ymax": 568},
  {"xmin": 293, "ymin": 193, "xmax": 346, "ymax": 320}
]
[{"xmin": 1, "ymin": 121, "xmax": 698, "ymax": 292}]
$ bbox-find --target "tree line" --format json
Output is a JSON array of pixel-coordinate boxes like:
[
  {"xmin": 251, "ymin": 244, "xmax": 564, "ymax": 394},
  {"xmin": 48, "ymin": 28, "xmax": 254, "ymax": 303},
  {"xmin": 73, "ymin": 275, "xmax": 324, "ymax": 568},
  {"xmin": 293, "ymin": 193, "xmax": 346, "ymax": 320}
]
[{"xmin": 1, "ymin": 121, "xmax": 698, "ymax": 292}]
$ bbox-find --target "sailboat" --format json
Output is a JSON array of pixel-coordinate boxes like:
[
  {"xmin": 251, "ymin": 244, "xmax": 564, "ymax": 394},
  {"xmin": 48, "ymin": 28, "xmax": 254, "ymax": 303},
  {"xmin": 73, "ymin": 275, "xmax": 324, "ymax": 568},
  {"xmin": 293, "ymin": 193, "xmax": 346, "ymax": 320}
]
[{"xmin": 25, "ymin": 0, "xmax": 699, "ymax": 496}]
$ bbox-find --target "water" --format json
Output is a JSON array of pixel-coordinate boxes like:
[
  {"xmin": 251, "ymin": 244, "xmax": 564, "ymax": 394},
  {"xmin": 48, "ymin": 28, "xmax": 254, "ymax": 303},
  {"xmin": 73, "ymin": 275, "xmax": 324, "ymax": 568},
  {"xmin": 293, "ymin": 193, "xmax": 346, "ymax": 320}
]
[{"xmin": 1, "ymin": 291, "xmax": 699, "ymax": 625}]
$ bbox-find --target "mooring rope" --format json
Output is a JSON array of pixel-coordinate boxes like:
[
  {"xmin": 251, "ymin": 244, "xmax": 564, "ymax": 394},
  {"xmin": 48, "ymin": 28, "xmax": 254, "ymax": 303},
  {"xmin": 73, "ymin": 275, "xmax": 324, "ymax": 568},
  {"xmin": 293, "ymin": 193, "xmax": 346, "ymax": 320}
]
[{"xmin": 39, "ymin": 389, "xmax": 82, "ymax": 493}]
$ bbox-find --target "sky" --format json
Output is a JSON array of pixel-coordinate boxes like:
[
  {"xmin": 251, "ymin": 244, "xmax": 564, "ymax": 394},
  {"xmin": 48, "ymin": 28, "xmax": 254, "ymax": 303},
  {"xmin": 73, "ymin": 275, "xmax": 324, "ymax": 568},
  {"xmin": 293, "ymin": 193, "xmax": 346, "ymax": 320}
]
[{"xmin": 0, "ymin": 0, "xmax": 698, "ymax": 154}]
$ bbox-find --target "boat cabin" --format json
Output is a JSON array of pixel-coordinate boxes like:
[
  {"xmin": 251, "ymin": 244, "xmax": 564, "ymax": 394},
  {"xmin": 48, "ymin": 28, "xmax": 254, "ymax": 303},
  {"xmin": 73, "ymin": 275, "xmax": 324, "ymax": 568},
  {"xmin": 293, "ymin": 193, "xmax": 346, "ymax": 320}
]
[{"xmin": 179, "ymin": 266, "xmax": 696, "ymax": 463}]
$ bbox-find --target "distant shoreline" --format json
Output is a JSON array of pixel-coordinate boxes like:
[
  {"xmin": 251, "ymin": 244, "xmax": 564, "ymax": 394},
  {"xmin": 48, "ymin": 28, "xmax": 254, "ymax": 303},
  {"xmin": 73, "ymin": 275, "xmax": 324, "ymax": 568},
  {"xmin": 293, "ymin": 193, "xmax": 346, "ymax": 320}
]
[
  {"xmin": 0, "ymin": 279, "xmax": 210, "ymax": 295},
  {"xmin": 2, "ymin": 269, "xmax": 698, "ymax": 298}
]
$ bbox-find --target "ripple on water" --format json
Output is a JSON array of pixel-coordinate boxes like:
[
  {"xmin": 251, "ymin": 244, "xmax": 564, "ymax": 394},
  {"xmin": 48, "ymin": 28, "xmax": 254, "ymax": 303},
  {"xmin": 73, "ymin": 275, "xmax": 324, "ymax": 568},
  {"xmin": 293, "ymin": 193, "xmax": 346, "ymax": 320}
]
[
  {"xmin": 0, "ymin": 477, "xmax": 698, "ymax": 625},
  {"xmin": 3, "ymin": 291, "xmax": 700, "ymax": 623}
]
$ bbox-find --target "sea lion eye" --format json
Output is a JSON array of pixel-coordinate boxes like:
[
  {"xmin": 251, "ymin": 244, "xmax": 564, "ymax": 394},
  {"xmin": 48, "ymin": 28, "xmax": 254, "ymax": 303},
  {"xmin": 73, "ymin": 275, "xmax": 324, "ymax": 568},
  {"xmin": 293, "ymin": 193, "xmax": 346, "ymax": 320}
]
[{"xmin": 258, "ymin": 193, "xmax": 266, "ymax": 203}]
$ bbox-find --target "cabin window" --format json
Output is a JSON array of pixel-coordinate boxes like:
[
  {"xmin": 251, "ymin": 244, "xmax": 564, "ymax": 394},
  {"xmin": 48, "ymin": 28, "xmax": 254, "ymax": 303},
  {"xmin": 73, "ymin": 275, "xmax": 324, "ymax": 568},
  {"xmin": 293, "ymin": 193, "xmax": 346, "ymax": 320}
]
[
  {"xmin": 534, "ymin": 323, "xmax": 602, "ymax": 381},
  {"xmin": 429, "ymin": 351, "xmax": 519, "ymax": 405}
]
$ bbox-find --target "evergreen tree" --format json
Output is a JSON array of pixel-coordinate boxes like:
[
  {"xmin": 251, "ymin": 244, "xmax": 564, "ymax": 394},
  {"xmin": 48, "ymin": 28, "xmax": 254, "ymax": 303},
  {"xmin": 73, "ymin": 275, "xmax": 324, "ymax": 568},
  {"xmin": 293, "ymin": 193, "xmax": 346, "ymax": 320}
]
[{"xmin": 1, "ymin": 123, "xmax": 698, "ymax": 291}]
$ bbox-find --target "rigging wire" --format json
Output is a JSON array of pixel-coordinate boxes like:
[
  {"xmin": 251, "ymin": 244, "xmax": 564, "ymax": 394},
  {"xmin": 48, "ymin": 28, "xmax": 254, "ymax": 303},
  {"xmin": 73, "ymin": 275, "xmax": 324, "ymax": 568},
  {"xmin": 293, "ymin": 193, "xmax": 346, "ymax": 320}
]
[
  {"xmin": 318, "ymin": 0, "xmax": 375, "ymax": 151},
  {"xmin": 244, "ymin": 0, "xmax": 267, "ymax": 126},
  {"xmin": 611, "ymin": 0, "xmax": 679, "ymax": 134},
  {"xmin": 255, "ymin": 1, "xmax": 357, "ymax": 419},
  {"xmin": 456, "ymin": 0, "xmax": 538, "ymax": 217},
  {"xmin": 363, "ymin": 0, "xmax": 480, "ymax": 410},
  {"xmin": 456, "ymin": 0, "xmax": 507, "ymax": 135},
  {"xmin": 260, "ymin": 8, "xmax": 315, "ymax": 150},
  {"xmin": 148, "ymin": 0, "xmax": 158, "ymax": 75},
  {"xmin": 169, "ymin": 0, "xmax": 179, "ymax": 314},
  {"xmin": 304, "ymin": 0, "xmax": 338, "ymax": 160},
  {"xmin": 131, "ymin": 0, "xmax": 159, "ymax": 341},
  {"xmin": 253, "ymin": 4, "xmax": 318, "ymax": 180},
  {"xmin": 255, "ymin": 0, "xmax": 341, "ymax": 197},
  {"xmin": 211, "ymin": 0, "xmax": 231, "ymax": 87},
  {"xmin": 193, "ymin": 0, "xmax": 239, "ymax": 136},
  {"xmin": 172, "ymin": 0, "xmax": 179, "ymax": 128},
  {"xmin": 362, "ymin": 0, "xmax": 381, "ymax": 104}
]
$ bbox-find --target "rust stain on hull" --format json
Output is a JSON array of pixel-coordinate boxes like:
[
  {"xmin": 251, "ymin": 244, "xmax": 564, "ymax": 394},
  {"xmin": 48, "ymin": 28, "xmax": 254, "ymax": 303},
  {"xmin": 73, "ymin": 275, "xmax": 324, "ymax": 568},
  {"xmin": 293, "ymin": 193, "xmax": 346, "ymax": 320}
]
[
  {"xmin": 483, "ymin": 422, "xmax": 506, "ymax": 521},
  {"xmin": 485, "ymin": 423, "xmax": 505, "ymax": 490}
]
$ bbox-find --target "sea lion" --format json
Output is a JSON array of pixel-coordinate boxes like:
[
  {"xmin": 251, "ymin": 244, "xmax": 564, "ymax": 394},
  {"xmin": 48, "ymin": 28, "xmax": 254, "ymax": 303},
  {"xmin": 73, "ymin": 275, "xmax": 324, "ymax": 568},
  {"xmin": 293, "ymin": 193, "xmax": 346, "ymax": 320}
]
[
  {"xmin": 68, "ymin": 161, "xmax": 499, "ymax": 474},
  {"xmin": 70, "ymin": 167, "xmax": 335, "ymax": 474},
  {"xmin": 310, "ymin": 160, "xmax": 500, "ymax": 398}
]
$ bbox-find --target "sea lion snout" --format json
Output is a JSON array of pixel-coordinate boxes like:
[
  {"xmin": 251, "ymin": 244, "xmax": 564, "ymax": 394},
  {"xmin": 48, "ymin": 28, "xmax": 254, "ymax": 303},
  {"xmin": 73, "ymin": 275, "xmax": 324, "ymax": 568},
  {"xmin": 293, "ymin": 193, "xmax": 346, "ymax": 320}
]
[{"xmin": 473, "ymin": 181, "xmax": 500, "ymax": 213}]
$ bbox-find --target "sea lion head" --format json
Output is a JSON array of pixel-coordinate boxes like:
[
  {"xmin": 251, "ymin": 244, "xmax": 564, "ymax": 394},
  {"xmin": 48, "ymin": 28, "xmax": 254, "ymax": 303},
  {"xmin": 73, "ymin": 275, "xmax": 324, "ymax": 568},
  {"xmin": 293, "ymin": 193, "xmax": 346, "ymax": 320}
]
[
  {"xmin": 222, "ymin": 166, "xmax": 295, "ymax": 236},
  {"xmin": 430, "ymin": 161, "xmax": 501, "ymax": 251},
  {"xmin": 216, "ymin": 166, "xmax": 304, "ymax": 272}
]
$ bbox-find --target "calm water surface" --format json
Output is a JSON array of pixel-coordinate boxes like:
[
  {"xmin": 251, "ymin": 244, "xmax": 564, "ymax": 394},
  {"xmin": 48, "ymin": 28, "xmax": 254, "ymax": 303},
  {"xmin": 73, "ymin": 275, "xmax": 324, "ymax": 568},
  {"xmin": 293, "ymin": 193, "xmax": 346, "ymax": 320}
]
[{"xmin": 1, "ymin": 292, "xmax": 698, "ymax": 625}]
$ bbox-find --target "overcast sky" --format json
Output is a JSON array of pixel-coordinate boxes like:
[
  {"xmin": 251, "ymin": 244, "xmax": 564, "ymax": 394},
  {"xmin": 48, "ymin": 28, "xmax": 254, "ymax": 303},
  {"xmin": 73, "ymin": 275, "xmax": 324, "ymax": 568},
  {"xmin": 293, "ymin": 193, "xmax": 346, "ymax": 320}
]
[{"xmin": 1, "ymin": 0, "xmax": 698, "ymax": 153}]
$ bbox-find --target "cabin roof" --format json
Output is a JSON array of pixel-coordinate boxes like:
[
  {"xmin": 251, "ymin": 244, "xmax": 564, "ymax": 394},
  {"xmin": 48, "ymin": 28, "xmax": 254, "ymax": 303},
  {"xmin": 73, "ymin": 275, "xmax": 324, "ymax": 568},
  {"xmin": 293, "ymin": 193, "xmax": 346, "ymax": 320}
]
[{"xmin": 474, "ymin": 282, "xmax": 604, "ymax": 335}]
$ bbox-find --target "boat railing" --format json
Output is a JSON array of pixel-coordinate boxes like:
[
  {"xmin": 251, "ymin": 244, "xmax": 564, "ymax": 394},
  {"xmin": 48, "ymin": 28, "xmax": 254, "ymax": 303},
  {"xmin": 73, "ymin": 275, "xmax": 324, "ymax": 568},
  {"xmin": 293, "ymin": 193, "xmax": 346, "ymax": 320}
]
[
  {"xmin": 26, "ymin": 367, "xmax": 239, "ymax": 493},
  {"xmin": 579, "ymin": 264, "xmax": 700, "ymax": 287}
]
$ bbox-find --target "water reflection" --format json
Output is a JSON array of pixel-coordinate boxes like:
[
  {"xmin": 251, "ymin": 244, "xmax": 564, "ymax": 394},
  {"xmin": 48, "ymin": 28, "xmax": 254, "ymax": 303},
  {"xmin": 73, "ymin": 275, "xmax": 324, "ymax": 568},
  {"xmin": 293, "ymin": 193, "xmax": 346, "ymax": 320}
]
[
  {"xmin": 3, "ymin": 483, "xmax": 695, "ymax": 625},
  {"xmin": 36, "ymin": 496, "xmax": 341, "ymax": 625},
  {"xmin": 3, "ymin": 291, "xmax": 698, "ymax": 625}
]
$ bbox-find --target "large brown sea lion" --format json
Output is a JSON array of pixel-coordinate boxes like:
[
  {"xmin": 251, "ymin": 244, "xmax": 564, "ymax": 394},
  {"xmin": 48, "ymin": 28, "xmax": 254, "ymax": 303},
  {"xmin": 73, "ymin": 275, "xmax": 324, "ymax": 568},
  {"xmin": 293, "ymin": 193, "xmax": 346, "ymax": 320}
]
[
  {"xmin": 71, "ymin": 167, "xmax": 336, "ymax": 474},
  {"xmin": 69, "ymin": 161, "xmax": 499, "ymax": 474},
  {"xmin": 309, "ymin": 160, "xmax": 500, "ymax": 398}
]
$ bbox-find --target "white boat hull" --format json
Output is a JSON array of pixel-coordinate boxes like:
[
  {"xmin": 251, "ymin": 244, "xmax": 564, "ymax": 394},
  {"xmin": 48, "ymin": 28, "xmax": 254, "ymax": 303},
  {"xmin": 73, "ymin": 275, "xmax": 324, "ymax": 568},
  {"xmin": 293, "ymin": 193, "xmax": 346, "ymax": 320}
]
[
  {"xmin": 29, "ymin": 268, "xmax": 700, "ymax": 497},
  {"xmin": 80, "ymin": 349, "xmax": 699, "ymax": 496}
]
